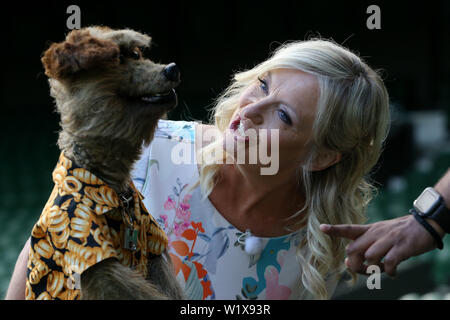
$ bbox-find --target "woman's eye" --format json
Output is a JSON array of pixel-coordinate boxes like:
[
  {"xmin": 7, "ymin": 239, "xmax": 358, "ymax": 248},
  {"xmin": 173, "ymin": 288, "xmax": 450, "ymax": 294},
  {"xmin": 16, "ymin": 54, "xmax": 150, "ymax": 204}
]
[
  {"xmin": 277, "ymin": 109, "xmax": 292, "ymax": 125},
  {"xmin": 258, "ymin": 77, "xmax": 269, "ymax": 95}
]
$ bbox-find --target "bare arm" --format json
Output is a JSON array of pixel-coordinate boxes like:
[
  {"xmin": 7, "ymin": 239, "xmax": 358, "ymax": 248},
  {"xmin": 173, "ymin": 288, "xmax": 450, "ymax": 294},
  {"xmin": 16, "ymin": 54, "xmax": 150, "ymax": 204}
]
[
  {"xmin": 5, "ymin": 238, "xmax": 30, "ymax": 300},
  {"xmin": 320, "ymin": 168, "xmax": 450, "ymax": 277},
  {"xmin": 435, "ymin": 168, "xmax": 450, "ymax": 209}
]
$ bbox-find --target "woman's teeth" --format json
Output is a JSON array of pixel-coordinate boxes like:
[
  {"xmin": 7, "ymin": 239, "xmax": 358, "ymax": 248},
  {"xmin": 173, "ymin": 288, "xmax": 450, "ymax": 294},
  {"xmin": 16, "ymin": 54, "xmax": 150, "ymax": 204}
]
[{"xmin": 237, "ymin": 121, "xmax": 245, "ymax": 136}]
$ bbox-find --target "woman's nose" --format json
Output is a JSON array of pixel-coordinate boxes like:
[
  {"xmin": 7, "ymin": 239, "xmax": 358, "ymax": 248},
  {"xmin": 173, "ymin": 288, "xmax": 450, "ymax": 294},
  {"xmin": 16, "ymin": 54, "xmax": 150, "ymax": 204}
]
[{"xmin": 240, "ymin": 102, "xmax": 264, "ymax": 125}]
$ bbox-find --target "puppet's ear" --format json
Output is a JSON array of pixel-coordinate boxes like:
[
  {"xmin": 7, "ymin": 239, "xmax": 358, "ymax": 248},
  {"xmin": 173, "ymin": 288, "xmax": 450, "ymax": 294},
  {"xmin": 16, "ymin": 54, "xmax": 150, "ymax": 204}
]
[{"xmin": 41, "ymin": 29, "xmax": 120, "ymax": 80}]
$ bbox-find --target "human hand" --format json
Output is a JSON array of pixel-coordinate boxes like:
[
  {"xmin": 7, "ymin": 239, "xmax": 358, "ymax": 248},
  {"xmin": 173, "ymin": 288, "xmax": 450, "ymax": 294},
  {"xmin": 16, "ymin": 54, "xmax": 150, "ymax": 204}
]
[{"xmin": 320, "ymin": 215, "xmax": 445, "ymax": 277}]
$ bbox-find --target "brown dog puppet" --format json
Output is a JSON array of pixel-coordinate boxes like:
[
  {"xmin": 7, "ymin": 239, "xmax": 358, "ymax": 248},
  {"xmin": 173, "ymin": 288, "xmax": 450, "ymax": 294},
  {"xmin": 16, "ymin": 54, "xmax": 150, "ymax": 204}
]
[{"xmin": 26, "ymin": 26, "xmax": 184, "ymax": 300}]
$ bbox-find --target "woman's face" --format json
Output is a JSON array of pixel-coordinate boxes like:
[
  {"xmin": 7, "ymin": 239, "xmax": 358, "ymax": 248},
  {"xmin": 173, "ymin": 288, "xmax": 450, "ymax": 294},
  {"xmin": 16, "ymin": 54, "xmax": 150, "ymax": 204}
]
[{"xmin": 224, "ymin": 68, "xmax": 320, "ymax": 174}]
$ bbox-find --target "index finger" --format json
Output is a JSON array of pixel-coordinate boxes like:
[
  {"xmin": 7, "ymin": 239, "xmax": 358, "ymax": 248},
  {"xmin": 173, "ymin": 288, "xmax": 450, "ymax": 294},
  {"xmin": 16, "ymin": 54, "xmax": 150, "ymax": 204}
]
[{"xmin": 320, "ymin": 224, "xmax": 370, "ymax": 240}]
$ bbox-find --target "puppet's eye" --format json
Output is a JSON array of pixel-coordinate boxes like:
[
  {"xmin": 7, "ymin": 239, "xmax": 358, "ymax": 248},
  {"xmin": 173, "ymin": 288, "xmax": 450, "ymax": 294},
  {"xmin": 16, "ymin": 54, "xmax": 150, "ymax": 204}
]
[
  {"xmin": 131, "ymin": 49, "xmax": 140, "ymax": 60},
  {"xmin": 120, "ymin": 48, "xmax": 141, "ymax": 63}
]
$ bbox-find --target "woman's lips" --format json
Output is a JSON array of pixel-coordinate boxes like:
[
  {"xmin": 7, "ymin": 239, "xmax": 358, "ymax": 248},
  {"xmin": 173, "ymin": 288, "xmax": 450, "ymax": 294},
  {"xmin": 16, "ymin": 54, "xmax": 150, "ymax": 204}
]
[
  {"xmin": 229, "ymin": 116, "xmax": 250, "ymax": 141},
  {"xmin": 230, "ymin": 115, "xmax": 241, "ymax": 131}
]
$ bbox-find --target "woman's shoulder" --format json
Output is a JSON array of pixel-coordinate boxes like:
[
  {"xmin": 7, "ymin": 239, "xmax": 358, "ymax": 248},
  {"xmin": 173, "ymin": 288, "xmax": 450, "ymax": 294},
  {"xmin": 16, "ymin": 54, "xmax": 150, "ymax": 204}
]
[
  {"xmin": 154, "ymin": 119, "xmax": 199, "ymax": 143},
  {"xmin": 132, "ymin": 119, "xmax": 202, "ymax": 192},
  {"xmin": 154, "ymin": 119, "xmax": 216, "ymax": 154}
]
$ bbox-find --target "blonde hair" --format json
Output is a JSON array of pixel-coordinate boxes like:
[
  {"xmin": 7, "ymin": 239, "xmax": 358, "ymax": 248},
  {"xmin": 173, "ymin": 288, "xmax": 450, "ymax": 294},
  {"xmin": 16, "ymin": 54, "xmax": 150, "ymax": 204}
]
[{"xmin": 197, "ymin": 39, "xmax": 390, "ymax": 299}]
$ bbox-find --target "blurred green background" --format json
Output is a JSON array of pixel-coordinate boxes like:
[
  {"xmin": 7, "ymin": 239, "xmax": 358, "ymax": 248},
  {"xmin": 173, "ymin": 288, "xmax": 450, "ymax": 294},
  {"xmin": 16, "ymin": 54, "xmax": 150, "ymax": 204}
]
[
  {"xmin": 0, "ymin": 110, "xmax": 60, "ymax": 295},
  {"xmin": 0, "ymin": 0, "xmax": 449, "ymax": 299}
]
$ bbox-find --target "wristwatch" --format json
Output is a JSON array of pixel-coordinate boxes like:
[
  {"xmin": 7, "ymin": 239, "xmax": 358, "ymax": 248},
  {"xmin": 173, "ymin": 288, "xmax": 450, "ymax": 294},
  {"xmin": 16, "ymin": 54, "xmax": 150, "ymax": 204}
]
[{"xmin": 413, "ymin": 187, "xmax": 450, "ymax": 234}]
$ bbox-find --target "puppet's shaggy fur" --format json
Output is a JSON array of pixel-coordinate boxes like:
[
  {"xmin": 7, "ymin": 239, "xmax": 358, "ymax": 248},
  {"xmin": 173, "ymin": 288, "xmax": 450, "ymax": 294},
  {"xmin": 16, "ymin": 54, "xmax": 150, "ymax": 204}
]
[
  {"xmin": 39, "ymin": 26, "xmax": 183, "ymax": 299},
  {"xmin": 43, "ymin": 26, "xmax": 181, "ymax": 193}
]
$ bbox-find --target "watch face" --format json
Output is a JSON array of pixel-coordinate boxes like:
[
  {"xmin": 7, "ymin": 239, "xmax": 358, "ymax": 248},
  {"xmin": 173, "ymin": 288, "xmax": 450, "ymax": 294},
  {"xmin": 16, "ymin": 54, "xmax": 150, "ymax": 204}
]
[{"xmin": 414, "ymin": 188, "xmax": 440, "ymax": 215}]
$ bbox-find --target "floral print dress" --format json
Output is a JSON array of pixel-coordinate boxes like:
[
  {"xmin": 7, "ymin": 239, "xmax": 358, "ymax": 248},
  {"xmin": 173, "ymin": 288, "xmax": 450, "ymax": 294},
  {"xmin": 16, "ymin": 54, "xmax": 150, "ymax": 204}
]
[{"xmin": 131, "ymin": 120, "xmax": 339, "ymax": 300}]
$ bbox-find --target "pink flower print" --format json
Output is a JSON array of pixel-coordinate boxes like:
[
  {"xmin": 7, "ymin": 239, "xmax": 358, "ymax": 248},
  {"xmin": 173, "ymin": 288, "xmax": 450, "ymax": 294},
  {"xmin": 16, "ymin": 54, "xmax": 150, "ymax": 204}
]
[
  {"xmin": 174, "ymin": 220, "xmax": 191, "ymax": 238},
  {"xmin": 182, "ymin": 221, "xmax": 190, "ymax": 230},
  {"xmin": 264, "ymin": 266, "xmax": 291, "ymax": 300},
  {"xmin": 176, "ymin": 207, "xmax": 191, "ymax": 222},
  {"xmin": 180, "ymin": 202, "xmax": 190, "ymax": 211},
  {"xmin": 160, "ymin": 214, "xmax": 168, "ymax": 229},
  {"xmin": 173, "ymin": 222, "xmax": 183, "ymax": 238},
  {"xmin": 180, "ymin": 194, "xmax": 192, "ymax": 212},
  {"xmin": 164, "ymin": 197, "xmax": 176, "ymax": 210},
  {"xmin": 183, "ymin": 194, "xmax": 192, "ymax": 203}
]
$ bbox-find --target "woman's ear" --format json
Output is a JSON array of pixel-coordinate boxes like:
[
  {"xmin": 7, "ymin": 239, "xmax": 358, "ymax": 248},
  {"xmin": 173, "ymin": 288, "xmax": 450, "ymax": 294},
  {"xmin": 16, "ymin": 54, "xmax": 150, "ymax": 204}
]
[{"xmin": 310, "ymin": 149, "xmax": 342, "ymax": 172}]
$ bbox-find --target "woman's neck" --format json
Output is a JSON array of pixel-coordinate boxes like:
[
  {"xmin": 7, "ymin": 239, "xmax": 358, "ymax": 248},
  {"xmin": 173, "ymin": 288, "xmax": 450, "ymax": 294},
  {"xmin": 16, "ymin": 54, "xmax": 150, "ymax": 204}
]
[{"xmin": 212, "ymin": 163, "xmax": 306, "ymax": 236}]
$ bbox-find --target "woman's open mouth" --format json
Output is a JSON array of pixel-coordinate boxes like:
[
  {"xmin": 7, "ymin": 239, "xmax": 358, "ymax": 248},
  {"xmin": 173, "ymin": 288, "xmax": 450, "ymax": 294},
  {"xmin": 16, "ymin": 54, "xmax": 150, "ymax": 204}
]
[{"xmin": 229, "ymin": 116, "xmax": 250, "ymax": 141}]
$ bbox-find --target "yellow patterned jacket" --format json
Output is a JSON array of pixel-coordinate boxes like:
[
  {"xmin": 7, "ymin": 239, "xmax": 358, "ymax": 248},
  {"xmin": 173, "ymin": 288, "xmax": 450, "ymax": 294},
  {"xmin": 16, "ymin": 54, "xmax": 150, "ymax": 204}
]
[{"xmin": 26, "ymin": 152, "xmax": 168, "ymax": 300}]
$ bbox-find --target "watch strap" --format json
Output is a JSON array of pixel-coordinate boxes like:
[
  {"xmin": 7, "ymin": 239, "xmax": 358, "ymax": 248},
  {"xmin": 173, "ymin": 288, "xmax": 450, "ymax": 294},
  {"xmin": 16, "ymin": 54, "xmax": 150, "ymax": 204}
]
[
  {"xmin": 410, "ymin": 208, "xmax": 444, "ymax": 250},
  {"xmin": 428, "ymin": 201, "xmax": 450, "ymax": 234}
]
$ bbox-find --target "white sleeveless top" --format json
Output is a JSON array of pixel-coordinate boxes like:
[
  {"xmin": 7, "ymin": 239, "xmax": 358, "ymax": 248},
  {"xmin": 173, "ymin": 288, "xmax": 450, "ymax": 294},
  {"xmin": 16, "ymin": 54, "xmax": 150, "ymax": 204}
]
[{"xmin": 131, "ymin": 120, "xmax": 339, "ymax": 300}]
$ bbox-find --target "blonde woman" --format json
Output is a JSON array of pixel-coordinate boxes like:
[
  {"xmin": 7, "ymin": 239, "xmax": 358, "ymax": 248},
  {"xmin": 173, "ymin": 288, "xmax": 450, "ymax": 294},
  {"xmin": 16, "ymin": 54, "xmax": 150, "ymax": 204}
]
[{"xmin": 6, "ymin": 39, "xmax": 389, "ymax": 300}]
